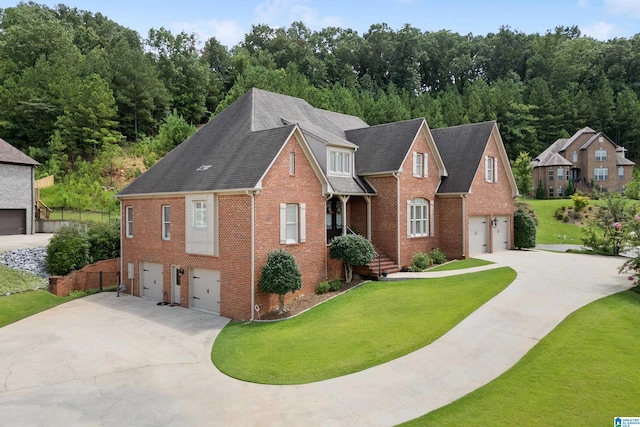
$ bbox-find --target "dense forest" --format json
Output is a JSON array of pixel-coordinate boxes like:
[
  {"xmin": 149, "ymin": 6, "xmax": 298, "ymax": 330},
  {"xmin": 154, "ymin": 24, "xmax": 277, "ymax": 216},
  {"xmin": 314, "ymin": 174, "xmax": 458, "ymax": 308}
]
[{"xmin": 1, "ymin": 2, "xmax": 640, "ymax": 210}]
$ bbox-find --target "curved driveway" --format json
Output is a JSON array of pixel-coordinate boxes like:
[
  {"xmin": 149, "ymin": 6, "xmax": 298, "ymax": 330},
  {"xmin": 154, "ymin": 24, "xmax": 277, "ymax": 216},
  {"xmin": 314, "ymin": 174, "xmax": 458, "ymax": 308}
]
[{"xmin": 0, "ymin": 250, "xmax": 630, "ymax": 426}]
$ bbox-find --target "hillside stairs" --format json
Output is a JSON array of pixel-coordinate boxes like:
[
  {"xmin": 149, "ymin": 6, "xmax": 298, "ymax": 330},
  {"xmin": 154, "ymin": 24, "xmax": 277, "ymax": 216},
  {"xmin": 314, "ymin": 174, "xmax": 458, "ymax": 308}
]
[{"xmin": 353, "ymin": 250, "xmax": 400, "ymax": 279}]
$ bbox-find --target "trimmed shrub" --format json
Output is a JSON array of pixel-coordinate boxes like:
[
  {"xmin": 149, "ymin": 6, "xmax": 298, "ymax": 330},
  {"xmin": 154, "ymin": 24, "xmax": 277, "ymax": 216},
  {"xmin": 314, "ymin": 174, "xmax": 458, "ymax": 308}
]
[
  {"xmin": 45, "ymin": 225, "xmax": 91, "ymax": 276},
  {"xmin": 316, "ymin": 281, "xmax": 330, "ymax": 294},
  {"xmin": 329, "ymin": 234, "xmax": 375, "ymax": 283},
  {"xmin": 259, "ymin": 249, "xmax": 302, "ymax": 313},
  {"xmin": 514, "ymin": 207, "xmax": 536, "ymax": 249},
  {"xmin": 411, "ymin": 252, "xmax": 431, "ymax": 271},
  {"xmin": 329, "ymin": 279, "xmax": 342, "ymax": 292},
  {"xmin": 430, "ymin": 248, "xmax": 447, "ymax": 264}
]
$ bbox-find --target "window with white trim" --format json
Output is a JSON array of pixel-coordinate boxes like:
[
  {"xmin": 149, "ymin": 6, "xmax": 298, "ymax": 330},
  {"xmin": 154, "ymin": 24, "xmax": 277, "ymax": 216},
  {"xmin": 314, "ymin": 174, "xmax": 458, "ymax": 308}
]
[
  {"xmin": 485, "ymin": 156, "xmax": 498, "ymax": 182},
  {"xmin": 572, "ymin": 151, "xmax": 578, "ymax": 162},
  {"xmin": 595, "ymin": 149, "xmax": 607, "ymax": 161},
  {"xmin": 125, "ymin": 206, "xmax": 133, "ymax": 238},
  {"xmin": 329, "ymin": 150, "xmax": 351, "ymax": 175},
  {"xmin": 557, "ymin": 186, "xmax": 564, "ymax": 197},
  {"xmin": 185, "ymin": 194, "xmax": 218, "ymax": 256},
  {"xmin": 619, "ymin": 167, "xmax": 624, "ymax": 180},
  {"xmin": 289, "ymin": 152, "xmax": 295, "ymax": 176},
  {"xmin": 549, "ymin": 186, "xmax": 554, "ymax": 197},
  {"xmin": 408, "ymin": 198, "xmax": 430, "ymax": 237},
  {"xmin": 557, "ymin": 167, "xmax": 563, "ymax": 181},
  {"xmin": 548, "ymin": 168, "xmax": 554, "ymax": 181},
  {"xmin": 412, "ymin": 152, "xmax": 428, "ymax": 178},
  {"xmin": 193, "ymin": 200, "xmax": 207, "ymax": 228},
  {"xmin": 162, "ymin": 205, "xmax": 171, "ymax": 240},
  {"xmin": 280, "ymin": 203, "xmax": 306, "ymax": 244},
  {"xmin": 594, "ymin": 167, "xmax": 608, "ymax": 181}
]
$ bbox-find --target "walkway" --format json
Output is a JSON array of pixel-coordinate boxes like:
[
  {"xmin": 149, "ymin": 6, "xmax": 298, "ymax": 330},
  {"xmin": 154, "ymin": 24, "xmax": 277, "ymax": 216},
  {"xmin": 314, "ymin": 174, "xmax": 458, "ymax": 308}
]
[{"xmin": 0, "ymin": 250, "xmax": 631, "ymax": 426}]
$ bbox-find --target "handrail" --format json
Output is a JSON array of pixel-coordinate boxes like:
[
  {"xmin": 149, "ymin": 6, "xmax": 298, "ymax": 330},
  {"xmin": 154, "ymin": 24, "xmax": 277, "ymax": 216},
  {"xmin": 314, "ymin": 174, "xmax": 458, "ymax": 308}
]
[{"xmin": 373, "ymin": 250, "xmax": 381, "ymax": 277}]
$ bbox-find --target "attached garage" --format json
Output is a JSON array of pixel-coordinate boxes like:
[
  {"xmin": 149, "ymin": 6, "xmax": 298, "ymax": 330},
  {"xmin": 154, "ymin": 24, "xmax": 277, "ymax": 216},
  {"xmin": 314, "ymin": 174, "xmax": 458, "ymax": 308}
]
[
  {"xmin": 0, "ymin": 209, "xmax": 26, "ymax": 235},
  {"xmin": 140, "ymin": 262, "xmax": 164, "ymax": 301},
  {"xmin": 492, "ymin": 215, "xmax": 510, "ymax": 252},
  {"xmin": 468, "ymin": 216, "xmax": 488, "ymax": 255},
  {"xmin": 190, "ymin": 268, "xmax": 221, "ymax": 314}
]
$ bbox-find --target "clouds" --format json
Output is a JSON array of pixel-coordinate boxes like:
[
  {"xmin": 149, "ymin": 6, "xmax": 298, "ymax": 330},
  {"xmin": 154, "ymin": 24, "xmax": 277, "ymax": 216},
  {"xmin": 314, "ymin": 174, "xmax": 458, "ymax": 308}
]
[
  {"xmin": 581, "ymin": 21, "xmax": 618, "ymax": 39},
  {"xmin": 254, "ymin": 0, "xmax": 342, "ymax": 29},
  {"xmin": 605, "ymin": 0, "xmax": 640, "ymax": 17},
  {"xmin": 170, "ymin": 19, "xmax": 245, "ymax": 47}
]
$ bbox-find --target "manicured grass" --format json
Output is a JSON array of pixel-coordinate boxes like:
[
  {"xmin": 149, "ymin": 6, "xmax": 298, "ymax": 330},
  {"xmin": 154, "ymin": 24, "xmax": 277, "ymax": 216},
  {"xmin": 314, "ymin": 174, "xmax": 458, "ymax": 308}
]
[
  {"xmin": 0, "ymin": 290, "xmax": 72, "ymax": 327},
  {"xmin": 428, "ymin": 258, "xmax": 494, "ymax": 271},
  {"xmin": 212, "ymin": 267, "xmax": 516, "ymax": 384},
  {"xmin": 0, "ymin": 264, "xmax": 47, "ymax": 294},
  {"xmin": 48, "ymin": 210, "xmax": 120, "ymax": 224},
  {"xmin": 525, "ymin": 199, "xmax": 584, "ymax": 244},
  {"xmin": 402, "ymin": 290, "xmax": 640, "ymax": 426}
]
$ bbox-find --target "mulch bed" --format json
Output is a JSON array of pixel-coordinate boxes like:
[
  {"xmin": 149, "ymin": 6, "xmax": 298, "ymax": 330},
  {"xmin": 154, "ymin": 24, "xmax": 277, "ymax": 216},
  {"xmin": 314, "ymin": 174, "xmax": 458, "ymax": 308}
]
[{"xmin": 257, "ymin": 279, "xmax": 365, "ymax": 321}]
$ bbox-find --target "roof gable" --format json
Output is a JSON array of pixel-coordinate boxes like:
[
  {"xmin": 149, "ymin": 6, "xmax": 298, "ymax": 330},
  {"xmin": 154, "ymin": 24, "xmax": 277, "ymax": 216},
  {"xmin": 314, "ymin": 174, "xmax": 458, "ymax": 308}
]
[
  {"xmin": 432, "ymin": 121, "xmax": 495, "ymax": 194},
  {"xmin": 0, "ymin": 138, "xmax": 40, "ymax": 166}
]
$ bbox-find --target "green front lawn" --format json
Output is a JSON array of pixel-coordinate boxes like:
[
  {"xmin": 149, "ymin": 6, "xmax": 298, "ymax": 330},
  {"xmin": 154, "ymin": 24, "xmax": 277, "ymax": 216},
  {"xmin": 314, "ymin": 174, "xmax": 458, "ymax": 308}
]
[
  {"xmin": 212, "ymin": 267, "xmax": 516, "ymax": 384},
  {"xmin": 0, "ymin": 290, "xmax": 72, "ymax": 327},
  {"xmin": 428, "ymin": 258, "xmax": 494, "ymax": 271},
  {"xmin": 403, "ymin": 290, "xmax": 640, "ymax": 426},
  {"xmin": 525, "ymin": 199, "xmax": 584, "ymax": 244}
]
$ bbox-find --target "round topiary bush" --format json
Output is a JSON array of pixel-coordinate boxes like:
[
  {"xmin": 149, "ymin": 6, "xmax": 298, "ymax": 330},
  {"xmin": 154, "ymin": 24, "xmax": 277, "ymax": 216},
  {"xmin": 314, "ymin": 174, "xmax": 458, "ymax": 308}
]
[
  {"xmin": 329, "ymin": 234, "xmax": 375, "ymax": 282},
  {"xmin": 259, "ymin": 249, "xmax": 302, "ymax": 313}
]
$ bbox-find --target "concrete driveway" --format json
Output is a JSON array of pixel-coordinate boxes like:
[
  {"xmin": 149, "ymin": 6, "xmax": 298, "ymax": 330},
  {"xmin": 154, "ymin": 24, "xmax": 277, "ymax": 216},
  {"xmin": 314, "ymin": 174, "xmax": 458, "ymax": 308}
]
[
  {"xmin": 0, "ymin": 250, "xmax": 631, "ymax": 426},
  {"xmin": 0, "ymin": 233, "xmax": 54, "ymax": 252}
]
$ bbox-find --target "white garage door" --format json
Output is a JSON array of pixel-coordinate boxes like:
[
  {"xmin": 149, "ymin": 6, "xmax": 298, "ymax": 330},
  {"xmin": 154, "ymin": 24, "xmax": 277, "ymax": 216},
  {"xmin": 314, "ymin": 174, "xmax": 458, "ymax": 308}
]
[
  {"xmin": 492, "ymin": 215, "xmax": 510, "ymax": 252},
  {"xmin": 469, "ymin": 216, "xmax": 488, "ymax": 255},
  {"xmin": 190, "ymin": 268, "xmax": 221, "ymax": 314},
  {"xmin": 140, "ymin": 262, "xmax": 164, "ymax": 301}
]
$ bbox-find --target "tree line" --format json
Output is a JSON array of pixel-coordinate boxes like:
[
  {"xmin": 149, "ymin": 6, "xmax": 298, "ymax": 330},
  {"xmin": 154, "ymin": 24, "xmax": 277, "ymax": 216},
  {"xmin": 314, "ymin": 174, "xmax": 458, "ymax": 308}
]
[{"xmin": 2, "ymin": 2, "xmax": 640, "ymax": 178}]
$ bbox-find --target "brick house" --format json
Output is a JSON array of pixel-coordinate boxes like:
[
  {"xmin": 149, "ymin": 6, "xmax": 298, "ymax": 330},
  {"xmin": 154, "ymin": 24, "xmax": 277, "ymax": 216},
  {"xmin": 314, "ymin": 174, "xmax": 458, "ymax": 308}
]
[
  {"xmin": 532, "ymin": 127, "xmax": 635, "ymax": 197},
  {"xmin": 117, "ymin": 89, "xmax": 518, "ymax": 320},
  {"xmin": 0, "ymin": 137, "xmax": 40, "ymax": 235}
]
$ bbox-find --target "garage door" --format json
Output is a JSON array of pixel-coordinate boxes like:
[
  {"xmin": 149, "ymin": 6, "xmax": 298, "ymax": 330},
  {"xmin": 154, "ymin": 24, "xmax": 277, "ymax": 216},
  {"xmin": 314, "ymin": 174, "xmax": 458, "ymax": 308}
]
[
  {"xmin": 190, "ymin": 268, "xmax": 220, "ymax": 314},
  {"xmin": 0, "ymin": 209, "xmax": 26, "ymax": 235},
  {"xmin": 492, "ymin": 215, "xmax": 510, "ymax": 252},
  {"xmin": 469, "ymin": 216, "xmax": 488, "ymax": 255},
  {"xmin": 140, "ymin": 262, "xmax": 164, "ymax": 301}
]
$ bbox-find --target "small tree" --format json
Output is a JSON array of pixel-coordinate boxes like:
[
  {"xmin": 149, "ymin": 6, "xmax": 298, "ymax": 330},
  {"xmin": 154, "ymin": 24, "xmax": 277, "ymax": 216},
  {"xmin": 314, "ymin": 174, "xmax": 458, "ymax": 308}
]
[
  {"xmin": 536, "ymin": 179, "xmax": 545, "ymax": 199},
  {"xmin": 259, "ymin": 249, "xmax": 302, "ymax": 313},
  {"xmin": 514, "ymin": 208, "xmax": 536, "ymax": 249},
  {"xmin": 329, "ymin": 234, "xmax": 375, "ymax": 283},
  {"xmin": 511, "ymin": 152, "xmax": 533, "ymax": 198}
]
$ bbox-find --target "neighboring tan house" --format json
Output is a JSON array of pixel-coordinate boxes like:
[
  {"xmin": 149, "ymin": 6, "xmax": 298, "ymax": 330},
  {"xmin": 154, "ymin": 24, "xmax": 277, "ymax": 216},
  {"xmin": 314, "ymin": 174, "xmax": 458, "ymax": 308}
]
[
  {"xmin": 532, "ymin": 127, "xmax": 635, "ymax": 197},
  {"xmin": 0, "ymin": 138, "xmax": 40, "ymax": 235},
  {"xmin": 117, "ymin": 88, "xmax": 518, "ymax": 320}
]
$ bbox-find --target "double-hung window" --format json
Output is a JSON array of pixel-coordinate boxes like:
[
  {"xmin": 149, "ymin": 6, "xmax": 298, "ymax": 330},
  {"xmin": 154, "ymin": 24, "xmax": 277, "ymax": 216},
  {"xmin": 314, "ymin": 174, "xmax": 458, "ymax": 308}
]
[
  {"xmin": 595, "ymin": 149, "xmax": 607, "ymax": 161},
  {"xmin": 125, "ymin": 206, "xmax": 133, "ymax": 238},
  {"xmin": 162, "ymin": 205, "xmax": 171, "ymax": 240},
  {"xmin": 413, "ymin": 152, "xmax": 428, "ymax": 178},
  {"xmin": 557, "ymin": 167, "xmax": 564, "ymax": 181},
  {"xmin": 594, "ymin": 167, "xmax": 608, "ymax": 181},
  {"xmin": 194, "ymin": 201, "xmax": 207, "ymax": 228},
  {"xmin": 619, "ymin": 167, "xmax": 625, "ymax": 181},
  {"xmin": 280, "ymin": 203, "xmax": 306, "ymax": 244},
  {"xmin": 329, "ymin": 150, "xmax": 351, "ymax": 175},
  {"xmin": 485, "ymin": 156, "xmax": 498, "ymax": 182},
  {"xmin": 408, "ymin": 198, "xmax": 431, "ymax": 237}
]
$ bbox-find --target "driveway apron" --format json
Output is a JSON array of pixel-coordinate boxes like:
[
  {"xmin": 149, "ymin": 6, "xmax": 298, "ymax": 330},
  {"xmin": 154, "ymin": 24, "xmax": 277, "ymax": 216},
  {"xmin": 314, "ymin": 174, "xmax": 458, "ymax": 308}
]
[{"xmin": 0, "ymin": 250, "xmax": 631, "ymax": 426}]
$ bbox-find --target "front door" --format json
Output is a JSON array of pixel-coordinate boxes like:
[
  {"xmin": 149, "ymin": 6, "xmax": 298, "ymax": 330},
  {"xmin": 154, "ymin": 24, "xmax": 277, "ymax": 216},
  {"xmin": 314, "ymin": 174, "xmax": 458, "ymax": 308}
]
[{"xmin": 326, "ymin": 198, "xmax": 343, "ymax": 242}]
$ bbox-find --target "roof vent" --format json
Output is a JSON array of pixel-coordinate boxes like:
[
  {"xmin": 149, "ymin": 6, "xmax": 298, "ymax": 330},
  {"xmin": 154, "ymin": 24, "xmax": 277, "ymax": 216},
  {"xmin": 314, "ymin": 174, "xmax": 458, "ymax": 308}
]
[{"xmin": 196, "ymin": 164, "xmax": 212, "ymax": 171}]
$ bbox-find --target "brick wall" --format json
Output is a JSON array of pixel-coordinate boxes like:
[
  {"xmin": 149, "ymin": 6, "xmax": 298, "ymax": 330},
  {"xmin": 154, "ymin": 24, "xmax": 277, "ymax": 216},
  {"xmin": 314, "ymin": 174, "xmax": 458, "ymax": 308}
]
[
  {"xmin": 49, "ymin": 258, "xmax": 120, "ymax": 297},
  {"xmin": 435, "ymin": 196, "xmax": 464, "ymax": 259},
  {"xmin": 368, "ymin": 176, "xmax": 398, "ymax": 260}
]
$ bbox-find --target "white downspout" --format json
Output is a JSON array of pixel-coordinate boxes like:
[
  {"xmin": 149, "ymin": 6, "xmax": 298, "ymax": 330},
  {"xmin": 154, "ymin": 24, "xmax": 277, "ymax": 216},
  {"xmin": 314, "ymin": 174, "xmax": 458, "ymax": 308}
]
[
  {"xmin": 394, "ymin": 173, "xmax": 400, "ymax": 265},
  {"xmin": 461, "ymin": 195, "xmax": 467, "ymax": 258},
  {"xmin": 248, "ymin": 190, "xmax": 257, "ymax": 321}
]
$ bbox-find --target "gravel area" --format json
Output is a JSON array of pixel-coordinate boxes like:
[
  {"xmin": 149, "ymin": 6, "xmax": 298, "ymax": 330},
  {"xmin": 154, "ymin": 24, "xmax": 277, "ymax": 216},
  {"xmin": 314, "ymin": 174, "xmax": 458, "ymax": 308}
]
[{"xmin": 0, "ymin": 247, "xmax": 49, "ymax": 278}]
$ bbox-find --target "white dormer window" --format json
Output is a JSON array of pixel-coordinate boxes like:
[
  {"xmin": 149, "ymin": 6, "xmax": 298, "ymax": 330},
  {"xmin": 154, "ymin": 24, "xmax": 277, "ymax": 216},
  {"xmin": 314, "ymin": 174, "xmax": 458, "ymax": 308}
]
[{"xmin": 329, "ymin": 149, "xmax": 351, "ymax": 176}]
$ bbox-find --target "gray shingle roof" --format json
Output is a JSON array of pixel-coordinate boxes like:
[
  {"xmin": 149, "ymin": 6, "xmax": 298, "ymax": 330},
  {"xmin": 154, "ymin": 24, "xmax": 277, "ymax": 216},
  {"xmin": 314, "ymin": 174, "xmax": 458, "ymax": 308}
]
[
  {"xmin": 0, "ymin": 138, "xmax": 40, "ymax": 166},
  {"xmin": 119, "ymin": 88, "xmax": 372, "ymax": 196},
  {"xmin": 431, "ymin": 121, "xmax": 496, "ymax": 194},
  {"xmin": 348, "ymin": 119, "xmax": 424, "ymax": 175}
]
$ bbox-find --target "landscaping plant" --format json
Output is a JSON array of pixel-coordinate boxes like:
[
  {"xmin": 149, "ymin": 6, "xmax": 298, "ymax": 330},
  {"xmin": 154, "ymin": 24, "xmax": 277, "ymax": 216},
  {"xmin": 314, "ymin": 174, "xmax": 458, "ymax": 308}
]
[
  {"xmin": 45, "ymin": 225, "xmax": 91, "ymax": 276},
  {"xmin": 514, "ymin": 207, "xmax": 536, "ymax": 249},
  {"xmin": 411, "ymin": 252, "xmax": 431, "ymax": 271},
  {"xmin": 259, "ymin": 249, "xmax": 302, "ymax": 313},
  {"xmin": 581, "ymin": 192, "xmax": 637, "ymax": 255},
  {"xmin": 329, "ymin": 234, "xmax": 375, "ymax": 283}
]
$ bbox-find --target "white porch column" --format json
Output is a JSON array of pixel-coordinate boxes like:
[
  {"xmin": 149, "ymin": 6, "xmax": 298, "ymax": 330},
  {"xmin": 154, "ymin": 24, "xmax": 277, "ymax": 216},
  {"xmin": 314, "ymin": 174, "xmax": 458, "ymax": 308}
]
[{"xmin": 338, "ymin": 195, "xmax": 350, "ymax": 235}]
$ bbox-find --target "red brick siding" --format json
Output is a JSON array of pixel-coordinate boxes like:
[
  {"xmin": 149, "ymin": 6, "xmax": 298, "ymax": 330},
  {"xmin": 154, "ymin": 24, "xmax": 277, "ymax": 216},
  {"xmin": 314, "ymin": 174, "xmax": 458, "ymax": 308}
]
[
  {"xmin": 435, "ymin": 196, "xmax": 464, "ymax": 259},
  {"xmin": 348, "ymin": 197, "xmax": 368, "ymax": 237},
  {"xmin": 252, "ymin": 133, "xmax": 327, "ymax": 318},
  {"xmin": 367, "ymin": 176, "xmax": 398, "ymax": 260},
  {"xmin": 49, "ymin": 258, "xmax": 120, "ymax": 297},
  {"xmin": 397, "ymin": 130, "xmax": 439, "ymax": 266},
  {"xmin": 465, "ymin": 130, "xmax": 515, "ymax": 254}
]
